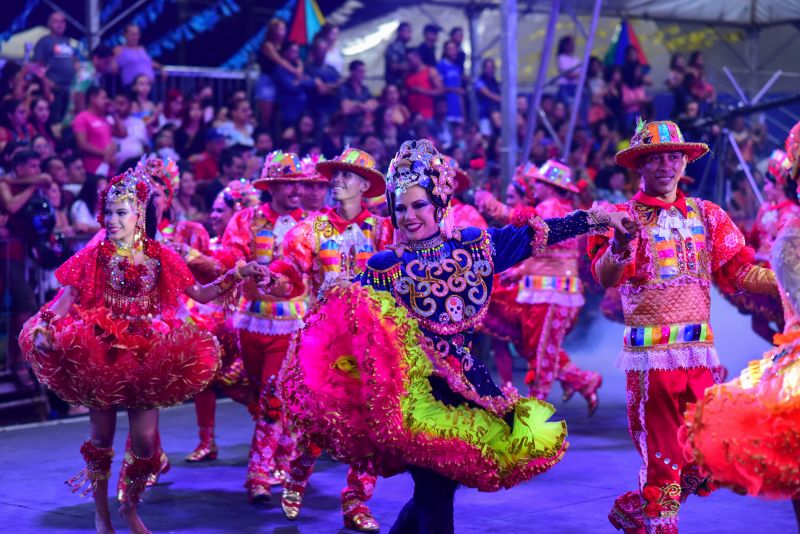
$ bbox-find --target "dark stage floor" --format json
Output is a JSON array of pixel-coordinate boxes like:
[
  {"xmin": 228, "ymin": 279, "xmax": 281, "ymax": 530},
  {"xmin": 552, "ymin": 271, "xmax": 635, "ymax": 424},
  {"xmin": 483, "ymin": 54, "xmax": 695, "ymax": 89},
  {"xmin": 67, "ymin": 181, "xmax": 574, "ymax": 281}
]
[
  {"xmin": 1, "ymin": 290, "xmax": 796, "ymax": 533},
  {"xmin": 0, "ymin": 397, "xmax": 795, "ymax": 533}
]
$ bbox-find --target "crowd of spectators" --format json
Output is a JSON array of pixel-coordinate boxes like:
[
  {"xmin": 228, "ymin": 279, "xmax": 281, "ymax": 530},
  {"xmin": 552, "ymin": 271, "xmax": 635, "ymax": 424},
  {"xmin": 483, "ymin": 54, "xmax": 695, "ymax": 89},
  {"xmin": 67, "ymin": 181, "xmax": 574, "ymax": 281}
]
[{"xmin": 0, "ymin": 10, "xmax": 775, "ymax": 396}]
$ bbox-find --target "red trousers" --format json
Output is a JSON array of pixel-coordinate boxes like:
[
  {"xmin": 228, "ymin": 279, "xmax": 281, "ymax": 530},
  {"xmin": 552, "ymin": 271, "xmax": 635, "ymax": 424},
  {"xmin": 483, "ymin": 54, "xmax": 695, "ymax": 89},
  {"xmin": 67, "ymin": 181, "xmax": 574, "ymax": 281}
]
[
  {"xmin": 523, "ymin": 303, "xmax": 600, "ymax": 400},
  {"xmin": 610, "ymin": 367, "xmax": 719, "ymax": 533},
  {"xmin": 285, "ymin": 436, "xmax": 377, "ymax": 515},
  {"xmin": 239, "ymin": 329, "xmax": 297, "ymax": 490}
]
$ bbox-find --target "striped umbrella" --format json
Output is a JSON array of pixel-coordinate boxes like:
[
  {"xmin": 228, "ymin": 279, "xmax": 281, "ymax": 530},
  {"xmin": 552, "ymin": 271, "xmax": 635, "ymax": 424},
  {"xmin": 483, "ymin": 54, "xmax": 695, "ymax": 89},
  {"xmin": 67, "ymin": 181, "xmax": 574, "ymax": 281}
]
[
  {"xmin": 287, "ymin": 0, "xmax": 325, "ymax": 46},
  {"xmin": 604, "ymin": 19, "xmax": 648, "ymax": 66}
]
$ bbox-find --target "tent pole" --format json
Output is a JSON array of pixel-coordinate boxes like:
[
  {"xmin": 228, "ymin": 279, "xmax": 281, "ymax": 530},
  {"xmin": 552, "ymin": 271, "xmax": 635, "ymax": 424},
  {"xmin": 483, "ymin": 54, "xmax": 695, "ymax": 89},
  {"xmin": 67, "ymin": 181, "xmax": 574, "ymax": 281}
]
[
  {"xmin": 500, "ymin": 0, "xmax": 518, "ymax": 196},
  {"xmin": 86, "ymin": 0, "xmax": 100, "ymax": 50},
  {"xmin": 562, "ymin": 0, "xmax": 601, "ymax": 162},
  {"xmin": 521, "ymin": 0, "xmax": 561, "ymax": 163},
  {"xmin": 467, "ymin": 4, "xmax": 482, "ymax": 124}
]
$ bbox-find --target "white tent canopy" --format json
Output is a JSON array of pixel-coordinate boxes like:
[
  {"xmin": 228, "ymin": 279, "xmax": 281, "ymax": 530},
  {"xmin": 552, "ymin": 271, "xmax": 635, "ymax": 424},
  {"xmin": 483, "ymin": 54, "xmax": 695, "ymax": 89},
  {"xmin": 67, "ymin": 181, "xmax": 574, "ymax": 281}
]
[{"xmin": 411, "ymin": 0, "xmax": 800, "ymax": 28}]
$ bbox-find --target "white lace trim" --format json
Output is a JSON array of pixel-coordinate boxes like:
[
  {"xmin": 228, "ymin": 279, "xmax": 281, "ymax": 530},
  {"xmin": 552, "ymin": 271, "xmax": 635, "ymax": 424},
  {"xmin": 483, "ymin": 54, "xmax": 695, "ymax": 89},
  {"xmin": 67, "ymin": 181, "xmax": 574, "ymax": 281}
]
[
  {"xmin": 616, "ymin": 345, "xmax": 719, "ymax": 371},
  {"xmin": 516, "ymin": 289, "xmax": 585, "ymax": 307},
  {"xmin": 232, "ymin": 313, "xmax": 304, "ymax": 335}
]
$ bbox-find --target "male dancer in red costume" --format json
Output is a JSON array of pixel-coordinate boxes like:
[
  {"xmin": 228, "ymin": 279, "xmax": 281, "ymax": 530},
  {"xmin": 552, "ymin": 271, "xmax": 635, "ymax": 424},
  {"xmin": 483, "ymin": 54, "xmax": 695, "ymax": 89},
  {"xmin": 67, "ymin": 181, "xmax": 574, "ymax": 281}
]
[
  {"xmin": 477, "ymin": 160, "xmax": 602, "ymax": 412},
  {"xmin": 221, "ymin": 151, "xmax": 311, "ymax": 502},
  {"xmin": 279, "ymin": 148, "xmax": 393, "ymax": 531},
  {"xmin": 589, "ymin": 120, "xmax": 778, "ymax": 534}
]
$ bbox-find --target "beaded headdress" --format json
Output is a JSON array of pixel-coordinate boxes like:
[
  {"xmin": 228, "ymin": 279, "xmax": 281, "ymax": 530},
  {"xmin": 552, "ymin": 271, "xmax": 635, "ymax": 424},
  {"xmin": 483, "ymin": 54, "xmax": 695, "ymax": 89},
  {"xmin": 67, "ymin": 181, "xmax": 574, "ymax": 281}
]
[
  {"xmin": 386, "ymin": 139, "xmax": 455, "ymax": 205},
  {"xmin": 99, "ymin": 167, "xmax": 152, "ymax": 226},
  {"xmin": 218, "ymin": 178, "xmax": 261, "ymax": 211},
  {"xmin": 137, "ymin": 156, "xmax": 180, "ymax": 206}
]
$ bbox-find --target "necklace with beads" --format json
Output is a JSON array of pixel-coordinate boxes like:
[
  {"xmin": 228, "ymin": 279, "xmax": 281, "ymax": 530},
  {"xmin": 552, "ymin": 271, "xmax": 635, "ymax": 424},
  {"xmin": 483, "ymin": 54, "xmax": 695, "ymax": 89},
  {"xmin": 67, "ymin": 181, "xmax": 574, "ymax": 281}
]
[
  {"xmin": 407, "ymin": 233, "xmax": 446, "ymax": 266},
  {"xmin": 113, "ymin": 239, "xmax": 139, "ymax": 257}
]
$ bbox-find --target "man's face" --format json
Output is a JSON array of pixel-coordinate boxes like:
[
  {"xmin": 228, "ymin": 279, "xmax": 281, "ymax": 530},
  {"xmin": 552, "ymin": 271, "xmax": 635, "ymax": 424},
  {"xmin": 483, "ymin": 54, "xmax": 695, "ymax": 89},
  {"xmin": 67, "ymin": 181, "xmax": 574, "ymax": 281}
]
[
  {"xmin": 638, "ymin": 151, "xmax": 687, "ymax": 197},
  {"xmin": 269, "ymin": 182, "xmax": 304, "ymax": 211},
  {"xmin": 93, "ymin": 54, "xmax": 113, "ymax": 73},
  {"xmin": 223, "ymin": 156, "xmax": 245, "ymax": 180},
  {"xmin": 399, "ymin": 25, "xmax": 412, "ymax": 42},
  {"xmin": 113, "ymin": 95, "xmax": 131, "ymax": 117},
  {"xmin": 352, "ymin": 65, "xmax": 366, "ymax": 84},
  {"xmin": 46, "ymin": 159, "xmax": 68, "ymax": 184},
  {"xmin": 424, "ymin": 30, "xmax": 438, "ymax": 45},
  {"xmin": 207, "ymin": 138, "xmax": 226, "ymax": 157},
  {"xmin": 452, "ymin": 29, "xmax": 464, "ymax": 45},
  {"xmin": 331, "ymin": 169, "xmax": 368, "ymax": 203},
  {"xmin": 67, "ymin": 159, "xmax": 86, "ymax": 184},
  {"xmin": 686, "ymin": 102, "xmax": 699, "ymax": 118},
  {"xmin": 15, "ymin": 158, "xmax": 41, "ymax": 179},
  {"xmin": 255, "ymin": 133, "xmax": 273, "ymax": 154},
  {"xmin": 49, "ymin": 13, "xmax": 66, "ymax": 36},
  {"xmin": 91, "ymin": 90, "xmax": 109, "ymax": 113}
]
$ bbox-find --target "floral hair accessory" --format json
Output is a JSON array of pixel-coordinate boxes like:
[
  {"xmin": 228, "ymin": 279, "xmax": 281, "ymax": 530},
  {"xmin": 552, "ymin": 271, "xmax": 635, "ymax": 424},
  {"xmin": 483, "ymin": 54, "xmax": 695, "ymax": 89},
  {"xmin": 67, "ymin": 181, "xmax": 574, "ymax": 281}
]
[
  {"xmin": 767, "ymin": 149, "xmax": 792, "ymax": 186},
  {"xmin": 386, "ymin": 139, "xmax": 455, "ymax": 205}
]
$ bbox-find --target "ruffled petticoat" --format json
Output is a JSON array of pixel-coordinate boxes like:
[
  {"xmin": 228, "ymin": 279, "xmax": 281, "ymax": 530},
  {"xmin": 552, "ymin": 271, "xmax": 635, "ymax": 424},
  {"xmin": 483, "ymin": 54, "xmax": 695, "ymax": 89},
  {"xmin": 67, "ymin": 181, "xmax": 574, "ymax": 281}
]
[
  {"xmin": 682, "ymin": 333, "xmax": 800, "ymax": 499},
  {"xmin": 281, "ymin": 284, "xmax": 568, "ymax": 492},
  {"xmin": 22, "ymin": 306, "xmax": 220, "ymax": 410}
]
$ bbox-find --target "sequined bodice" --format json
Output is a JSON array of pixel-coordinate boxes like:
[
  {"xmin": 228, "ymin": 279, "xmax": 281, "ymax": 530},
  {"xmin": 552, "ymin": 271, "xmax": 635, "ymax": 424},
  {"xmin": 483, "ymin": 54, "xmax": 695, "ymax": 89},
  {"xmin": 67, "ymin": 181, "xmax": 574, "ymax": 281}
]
[{"xmin": 104, "ymin": 255, "xmax": 161, "ymax": 316}]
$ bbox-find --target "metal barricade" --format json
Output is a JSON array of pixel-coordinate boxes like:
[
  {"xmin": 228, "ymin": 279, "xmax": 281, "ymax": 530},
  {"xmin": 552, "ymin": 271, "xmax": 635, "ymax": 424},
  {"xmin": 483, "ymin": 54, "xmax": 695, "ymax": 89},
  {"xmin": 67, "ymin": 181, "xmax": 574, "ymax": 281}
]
[{"xmin": 101, "ymin": 63, "xmax": 258, "ymax": 108}]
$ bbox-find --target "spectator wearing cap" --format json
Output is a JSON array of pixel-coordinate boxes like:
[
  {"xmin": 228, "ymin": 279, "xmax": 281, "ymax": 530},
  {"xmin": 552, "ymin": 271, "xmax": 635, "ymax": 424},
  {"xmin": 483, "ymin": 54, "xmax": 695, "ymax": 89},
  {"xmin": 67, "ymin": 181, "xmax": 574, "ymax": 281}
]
[
  {"xmin": 33, "ymin": 11, "xmax": 77, "ymax": 123},
  {"xmin": 203, "ymin": 147, "xmax": 246, "ymax": 208},
  {"xmin": 418, "ymin": 24, "xmax": 442, "ymax": 67},
  {"xmin": 72, "ymin": 86, "xmax": 117, "ymax": 176},
  {"xmin": 385, "ymin": 22, "xmax": 412, "ymax": 86},
  {"xmin": 192, "ymin": 128, "xmax": 227, "ymax": 182},
  {"xmin": 405, "ymin": 49, "xmax": 443, "ymax": 121},
  {"xmin": 66, "ymin": 44, "xmax": 116, "ymax": 125},
  {"xmin": 437, "ymin": 40, "xmax": 466, "ymax": 124},
  {"xmin": 338, "ymin": 60, "xmax": 378, "ymax": 144},
  {"xmin": 110, "ymin": 91, "xmax": 149, "ymax": 170},
  {"xmin": 115, "ymin": 23, "xmax": 162, "ymax": 86},
  {"xmin": 306, "ymin": 35, "xmax": 342, "ymax": 129}
]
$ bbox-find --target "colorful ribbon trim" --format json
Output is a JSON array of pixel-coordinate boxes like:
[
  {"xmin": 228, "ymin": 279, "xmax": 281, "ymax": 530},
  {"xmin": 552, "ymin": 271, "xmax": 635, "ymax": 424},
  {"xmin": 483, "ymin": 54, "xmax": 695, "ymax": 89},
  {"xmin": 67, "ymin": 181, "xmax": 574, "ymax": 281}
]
[
  {"xmin": 520, "ymin": 275, "xmax": 580, "ymax": 294},
  {"xmin": 623, "ymin": 322, "xmax": 713, "ymax": 347},
  {"xmin": 246, "ymin": 298, "xmax": 307, "ymax": 319}
]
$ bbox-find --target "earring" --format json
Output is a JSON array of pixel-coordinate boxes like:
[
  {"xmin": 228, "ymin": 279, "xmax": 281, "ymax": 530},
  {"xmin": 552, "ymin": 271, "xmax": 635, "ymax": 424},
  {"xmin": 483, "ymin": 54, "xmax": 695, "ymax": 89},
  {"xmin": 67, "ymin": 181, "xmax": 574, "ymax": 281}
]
[{"xmin": 435, "ymin": 208, "xmax": 443, "ymax": 223}]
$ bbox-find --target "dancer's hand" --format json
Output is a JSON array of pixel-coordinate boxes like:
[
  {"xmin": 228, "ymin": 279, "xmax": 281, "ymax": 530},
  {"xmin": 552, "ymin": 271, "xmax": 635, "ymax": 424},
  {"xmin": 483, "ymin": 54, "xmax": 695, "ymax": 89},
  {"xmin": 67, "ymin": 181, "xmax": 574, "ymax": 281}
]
[
  {"xmin": 610, "ymin": 213, "xmax": 640, "ymax": 253},
  {"xmin": 237, "ymin": 261, "xmax": 267, "ymax": 280},
  {"xmin": 34, "ymin": 328, "xmax": 54, "ymax": 352}
]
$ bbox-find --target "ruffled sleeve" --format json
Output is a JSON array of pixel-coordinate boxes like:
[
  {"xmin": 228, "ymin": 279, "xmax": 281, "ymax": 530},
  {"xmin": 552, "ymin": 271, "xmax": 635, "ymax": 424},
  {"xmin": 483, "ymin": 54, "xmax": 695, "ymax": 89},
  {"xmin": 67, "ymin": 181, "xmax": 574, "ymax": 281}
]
[
  {"xmin": 55, "ymin": 244, "xmax": 102, "ymax": 305},
  {"xmin": 158, "ymin": 244, "xmax": 196, "ymax": 310},
  {"xmin": 221, "ymin": 207, "xmax": 255, "ymax": 262}
]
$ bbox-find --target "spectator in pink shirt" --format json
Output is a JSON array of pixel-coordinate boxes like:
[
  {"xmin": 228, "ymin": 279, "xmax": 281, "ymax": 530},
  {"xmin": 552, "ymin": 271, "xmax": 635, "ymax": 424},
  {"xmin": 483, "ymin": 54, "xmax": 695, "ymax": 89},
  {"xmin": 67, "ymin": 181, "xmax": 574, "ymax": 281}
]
[{"xmin": 72, "ymin": 86, "xmax": 116, "ymax": 175}]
